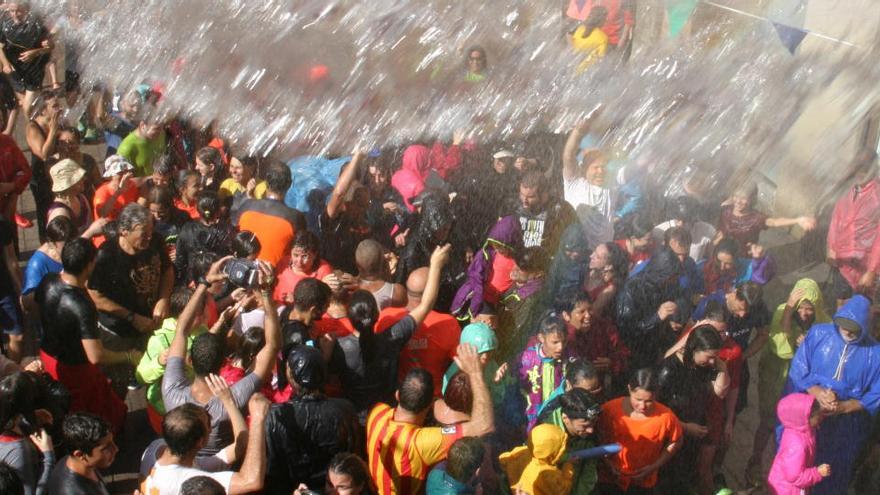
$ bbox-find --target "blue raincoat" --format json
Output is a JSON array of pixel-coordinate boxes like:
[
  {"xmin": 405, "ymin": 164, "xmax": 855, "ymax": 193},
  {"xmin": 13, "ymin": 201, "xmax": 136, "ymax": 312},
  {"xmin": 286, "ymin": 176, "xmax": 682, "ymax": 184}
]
[{"xmin": 783, "ymin": 295, "xmax": 880, "ymax": 495}]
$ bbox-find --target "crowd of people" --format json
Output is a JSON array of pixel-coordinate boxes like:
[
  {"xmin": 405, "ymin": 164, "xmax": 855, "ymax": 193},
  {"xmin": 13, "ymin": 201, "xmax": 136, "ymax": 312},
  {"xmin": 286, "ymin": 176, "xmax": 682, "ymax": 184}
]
[{"xmin": 1, "ymin": 1, "xmax": 880, "ymax": 495}]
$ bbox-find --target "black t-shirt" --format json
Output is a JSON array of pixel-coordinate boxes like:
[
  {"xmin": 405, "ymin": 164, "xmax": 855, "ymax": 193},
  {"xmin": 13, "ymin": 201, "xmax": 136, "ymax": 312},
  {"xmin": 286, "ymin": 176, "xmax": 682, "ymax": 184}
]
[
  {"xmin": 48, "ymin": 457, "xmax": 109, "ymax": 495},
  {"xmin": 0, "ymin": 218, "xmax": 15, "ymax": 297},
  {"xmin": 319, "ymin": 211, "xmax": 371, "ymax": 275},
  {"xmin": 37, "ymin": 273, "xmax": 99, "ymax": 365},
  {"xmin": 0, "ymin": 13, "xmax": 47, "ymax": 59},
  {"xmin": 87, "ymin": 236, "xmax": 170, "ymax": 338}
]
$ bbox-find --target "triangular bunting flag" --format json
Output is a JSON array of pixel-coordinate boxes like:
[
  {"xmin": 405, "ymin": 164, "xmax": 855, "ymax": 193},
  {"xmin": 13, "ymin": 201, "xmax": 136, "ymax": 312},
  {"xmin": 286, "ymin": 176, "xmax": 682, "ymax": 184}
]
[{"xmin": 773, "ymin": 22, "xmax": 808, "ymax": 54}]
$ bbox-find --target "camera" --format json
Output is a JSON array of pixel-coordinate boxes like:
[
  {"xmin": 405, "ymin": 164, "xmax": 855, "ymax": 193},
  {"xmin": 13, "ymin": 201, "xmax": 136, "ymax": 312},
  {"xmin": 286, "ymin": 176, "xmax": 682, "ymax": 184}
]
[{"xmin": 223, "ymin": 258, "xmax": 259, "ymax": 288}]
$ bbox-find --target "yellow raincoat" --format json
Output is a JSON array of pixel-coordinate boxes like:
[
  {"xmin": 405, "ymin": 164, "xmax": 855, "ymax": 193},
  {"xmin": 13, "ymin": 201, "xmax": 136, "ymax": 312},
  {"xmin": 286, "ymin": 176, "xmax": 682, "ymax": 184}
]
[{"xmin": 499, "ymin": 423, "xmax": 573, "ymax": 495}]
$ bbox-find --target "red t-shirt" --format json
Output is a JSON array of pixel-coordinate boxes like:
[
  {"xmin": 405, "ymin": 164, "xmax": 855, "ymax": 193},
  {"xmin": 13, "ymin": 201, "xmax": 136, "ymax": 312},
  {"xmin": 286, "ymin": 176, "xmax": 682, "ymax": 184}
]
[
  {"xmin": 174, "ymin": 198, "xmax": 200, "ymax": 220},
  {"xmin": 377, "ymin": 307, "xmax": 461, "ymax": 396},
  {"xmin": 485, "ymin": 252, "xmax": 515, "ymax": 305},
  {"xmin": 272, "ymin": 259, "xmax": 333, "ymax": 304}
]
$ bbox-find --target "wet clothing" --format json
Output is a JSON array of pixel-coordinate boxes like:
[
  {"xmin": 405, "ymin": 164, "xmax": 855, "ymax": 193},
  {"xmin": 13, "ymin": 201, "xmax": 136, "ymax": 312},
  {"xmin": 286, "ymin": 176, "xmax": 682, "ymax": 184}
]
[
  {"xmin": 518, "ymin": 344, "xmax": 568, "ymax": 431},
  {"xmin": 233, "ymin": 198, "xmax": 305, "ymax": 267},
  {"xmin": 426, "ymin": 462, "xmax": 477, "ymax": 495},
  {"xmin": 0, "ymin": 435, "xmax": 54, "ymax": 495},
  {"xmin": 515, "ymin": 200, "xmax": 577, "ymax": 254},
  {"xmin": 615, "ymin": 248, "xmax": 685, "ymax": 369},
  {"xmin": 173, "ymin": 220, "xmax": 235, "ymax": 284},
  {"xmin": 783, "ymin": 295, "xmax": 880, "ymax": 495},
  {"xmin": 264, "ymin": 393, "xmax": 361, "ymax": 493},
  {"xmin": 47, "ymin": 458, "xmax": 109, "ymax": 495},
  {"xmin": 21, "ymin": 250, "xmax": 61, "ymax": 296},
  {"xmin": 758, "ymin": 279, "xmax": 830, "ymax": 428},
  {"xmin": 499, "ymin": 424, "xmax": 572, "ymax": 495},
  {"xmin": 545, "ymin": 223, "xmax": 590, "ymax": 302},
  {"xmin": 117, "ymin": 131, "xmax": 166, "ymax": 177},
  {"xmin": 719, "ymin": 205, "xmax": 768, "ymax": 251},
  {"xmin": 826, "ymin": 178, "xmax": 880, "ymax": 291},
  {"xmin": 451, "ymin": 215, "xmax": 521, "ymax": 319},
  {"xmin": 566, "ymin": 319, "xmax": 629, "ymax": 378},
  {"xmin": 0, "ymin": 13, "xmax": 50, "ymax": 92},
  {"xmin": 768, "ymin": 393, "xmax": 824, "ymax": 495},
  {"xmin": 135, "ymin": 317, "xmax": 206, "ymax": 415},
  {"xmin": 88, "ymin": 236, "xmax": 171, "ymax": 339}
]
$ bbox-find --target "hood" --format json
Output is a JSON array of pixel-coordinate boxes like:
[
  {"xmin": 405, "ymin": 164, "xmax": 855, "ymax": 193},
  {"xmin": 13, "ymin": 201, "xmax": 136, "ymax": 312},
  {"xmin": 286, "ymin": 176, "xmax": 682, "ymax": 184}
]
[
  {"xmin": 460, "ymin": 322, "xmax": 498, "ymax": 354},
  {"xmin": 401, "ymin": 145, "xmax": 431, "ymax": 180},
  {"xmin": 832, "ymin": 294, "xmax": 872, "ymax": 345},
  {"xmin": 485, "ymin": 216, "xmax": 522, "ymax": 251},
  {"xmin": 528, "ymin": 424, "xmax": 567, "ymax": 465},
  {"xmin": 792, "ymin": 278, "xmax": 831, "ymax": 324},
  {"xmin": 558, "ymin": 222, "xmax": 589, "ymax": 255},
  {"xmin": 641, "ymin": 247, "xmax": 684, "ymax": 285},
  {"xmin": 416, "ymin": 195, "xmax": 453, "ymax": 241},
  {"xmin": 776, "ymin": 392, "xmax": 816, "ymax": 433}
]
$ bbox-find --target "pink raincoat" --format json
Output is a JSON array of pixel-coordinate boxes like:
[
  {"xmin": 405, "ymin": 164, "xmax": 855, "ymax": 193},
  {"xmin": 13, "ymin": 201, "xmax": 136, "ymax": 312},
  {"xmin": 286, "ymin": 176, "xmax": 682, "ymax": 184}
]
[
  {"xmin": 827, "ymin": 178, "xmax": 880, "ymax": 289},
  {"xmin": 391, "ymin": 145, "xmax": 430, "ymax": 211},
  {"xmin": 767, "ymin": 393, "xmax": 824, "ymax": 495}
]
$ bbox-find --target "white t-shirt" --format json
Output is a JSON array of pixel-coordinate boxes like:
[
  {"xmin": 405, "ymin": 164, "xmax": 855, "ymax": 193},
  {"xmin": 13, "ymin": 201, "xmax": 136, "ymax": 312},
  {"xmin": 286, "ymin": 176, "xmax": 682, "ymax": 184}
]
[
  {"xmin": 563, "ymin": 177, "xmax": 618, "ymax": 220},
  {"xmin": 652, "ymin": 220, "xmax": 717, "ymax": 263},
  {"xmin": 141, "ymin": 460, "xmax": 234, "ymax": 495}
]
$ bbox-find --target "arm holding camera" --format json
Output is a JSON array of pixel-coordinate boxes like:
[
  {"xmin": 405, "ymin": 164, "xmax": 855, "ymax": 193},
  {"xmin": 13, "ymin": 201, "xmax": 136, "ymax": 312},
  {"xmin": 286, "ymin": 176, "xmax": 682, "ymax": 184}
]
[
  {"xmin": 252, "ymin": 261, "xmax": 281, "ymax": 384},
  {"xmin": 169, "ymin": 257, "xmax": 230, "ymax": 360}
]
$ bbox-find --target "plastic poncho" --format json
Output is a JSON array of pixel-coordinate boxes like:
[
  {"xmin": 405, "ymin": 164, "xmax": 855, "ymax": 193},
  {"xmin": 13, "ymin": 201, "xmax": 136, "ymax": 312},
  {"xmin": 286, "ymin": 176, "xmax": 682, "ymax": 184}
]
[
  {"xmin": 783, "ymin": 295, "xmax": 880, "ymax": 495},
  {"xmin": 283, "ymin": 155, "xmax": 351, "ymax": 213},
  {"xmin": 827, "ymin": 178, "xmax": 880, "ymax": 290},
  {"xmin": 499, "ymin": 423, "xmax": 573, "ymax": 495},
  {"xmin": 767, "ymin": 393, "xmax": 825, "ymax": 495},
  {"xmin": 136, "ymin": 318, "xmax": 206, "ymax": 415},
  {"xmin": 545, "ymin": 223, "xmax": 589, "ymax": 302},
  {"xmin": 391, "ymin": 145, "xmax": 430, "ymax": 211},
  {"xmin": 451, "ymin": 216, "xmax": 521, "ymax": 320},
  {"xmin": 758, "ymin": 279, "xmax": 830, "ymax": 427}
]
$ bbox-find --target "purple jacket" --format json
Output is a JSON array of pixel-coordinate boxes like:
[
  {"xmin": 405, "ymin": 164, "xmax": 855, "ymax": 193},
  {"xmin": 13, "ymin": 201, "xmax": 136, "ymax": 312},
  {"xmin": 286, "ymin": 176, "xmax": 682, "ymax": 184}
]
[
  {"xmin": 451, "ymin": 216, "xmax": 521, "ymax": 318},
  {"xmin": 768, "ymin": 393, "xmax": 824, "ymax": 495},
  {"xmin": 518, "ymin": 344, "xmax": 566, "ymax": 431}
]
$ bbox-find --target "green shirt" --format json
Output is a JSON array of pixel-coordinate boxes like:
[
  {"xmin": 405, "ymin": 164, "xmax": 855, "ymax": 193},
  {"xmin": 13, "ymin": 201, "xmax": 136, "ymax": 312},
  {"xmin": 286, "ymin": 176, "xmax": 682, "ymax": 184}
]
[{"xmin": 117, "ymin": 131, "xmax": 166, "ymax": 176}]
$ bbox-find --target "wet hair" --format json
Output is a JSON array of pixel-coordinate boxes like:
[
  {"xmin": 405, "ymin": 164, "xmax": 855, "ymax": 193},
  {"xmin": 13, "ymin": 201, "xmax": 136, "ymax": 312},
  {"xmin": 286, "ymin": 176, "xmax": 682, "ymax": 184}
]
[
  {"xmin": 0, "ymin": 462, "xmax": 23, "ymax": 495},
  {"xmin": 61, "ymin": 237, "xmax": 96, "ymax": 275},
  {"xmin": 515, "ymin": 246, "xmax": 548, "ymax": 273},
  {"xmin": 565, "ymin": 358, "xmax": 598, "ymax": 384},
  {"xmin": 347, "ymin": 290, "xmax": 379, "ymax": 358},
  {"xmin": 292, "ymin": 278, "xmax": 332, "ymax": 313},
  {"xmin": 231, "ymin": 231, "xmax": 261, "ymax": 258},
  {"xmin": 733, "ymin": 182, "xmax": 759, "ymax": 206},
  {"xmin": 0, "ymin": 372, "xmax": 38, "ymax": 435},
  {"xmin": 190, "ymin": 333, "xmax": 226, "ymax": 377},
  {"xmin": 355, "ymin": 239, "xmax": 385, "ymax": 276},
  {"xmin": 170, "ymin": 286, "xmax": 194, "ymax": 316},
  {"xmin": 624, "ymin": 214, "xmax": 653, "ymax": 239},
  {"xmin": 683, "ymin": 325, "xmax": 723, "ymax": 367},
  {"xmin": 735, "ymin": 281, "xmax": 762, "ymax": 310},
  {"xmin": 328, "ymin": 453, "xmax": 370, "ymax": 491},
  {"xmin": 188, "ymin": 251, "xmax": 217, "ymax": 284},
  {"xmin": 196, "ymin": 191, "xmax": 221, "ymax": 222},
  {"xmin": 180, "ymin": 476, "xmax": 225, "ymax": 495},
  {"xmin": 147, "ymin": 185, "xmax": 175, "ymax": 209},
  {"xmin": 702, "ymin": 299, "xmax": 726, "ymax": 323},
  {"xmin": 46, "ymin": 215, "xmax": 76, "ymax": 243},
  {"xmin": 153, "ymin": 154, "xmax": 175, "ymax": 177},
  {"xmin": 559, "ymin": 387, "xmax": 601, "ymax": 420},
  {"xmin": 177, "ymin": 169, "xmax": 200, "ymax": 191},
  {"xmin": 628, "ymin": 368, "xmax": 660, "ymax": 394},
  {"xmin": 557, "ymin": 291, "xmax": 592, "ymax": 314},
  {"xmin": 234, "ymin": 327, "xmax": 265, "ymax": 372},
  {"xmin": 604, "ymin": 241, "xmax": 631, "ymax": 282},
  {"xmin": 196, "ymin": 147, "xmax": 223, "ymax": 171},
  {"xmin": 63, "ymin": 413, "xmax": 111, "ymax": 456},
  {"xmin": 162, "ymin": 404, "xmax": 209, "ymax": 457},
  {"xmin": 444, "ymin": 372, "xmax": 473, "ymax": 414},
  {"xmin": 446, "ymin": 437, "xmax": 485, "ymax": 485},
  {"xmin": 399, "ymin": 368, "xmax": 434, "ymax": 413},
  {"xmin": 715, "ymin": 238, "xmax": 740, "ymax": 260},
  {"xmin": 664, "ymin": 225, "xmax": 693, "ymax": 249},
  {"xmin": 520, "ymin": 170, "xmax": 548, "ymax": 193},
  {"xmin": 117, "ymin": 203, "xmax": 151, "ymax": 234},
  {"xmin": 537, "ymin": 313, "xmax": 567, "ymax": 338},
  {"xmin": 292, "ymin": 230, "xmax": 320, "ymax": 254},
  {"xmin": 265, "ymin": 160, "xmax": 292, "ymax": 195}
]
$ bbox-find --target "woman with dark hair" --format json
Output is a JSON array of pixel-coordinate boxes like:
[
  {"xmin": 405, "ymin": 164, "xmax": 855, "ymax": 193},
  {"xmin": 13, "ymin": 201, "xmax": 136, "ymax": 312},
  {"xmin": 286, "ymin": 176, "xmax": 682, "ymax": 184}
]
[
  {"xmin": 273, "ymin": 231, "xmax": 335, "ymax": 305},
  {"xmin": 657, "ymin": 325, "xmax": 729, "ymax": 494},
  {"xmin": 145, "ymin": 185, "xmax": 190, "ymax": 262},
  {"xmin": 174, "ymin": 169, "xmax": 202, "ymax": 220},
  {"xmin": 173, "ymin": 191, "xmax": 234, "ymax": 285},
  {"xmin": 0, "ymin": 372, "xmax": 55, "ymax": 495},
  {"xmin": 194, "ymin": 146, "xmax": 225, "ymax": 193},
  {"xmin": 585, "ymin": 241, "xmax": 630, "ymax": 318},
  {"xmin": 230, "ymin": 230, "xmax": 261, "ymax": 260},
  {"xmin": 339, "ymin": 245, "xmax": 449, "ymax": 413},
  {"xmin": 718, "ymin": 182, "xmax": 816, "ymax": 252},
  {"xmin": 615, "ymin": 214, "xmax": 654, "ymax": 268},
  {"xmin": 293, "ymin": 452, "xmax": 373, "ymax": 495},
  {"xmin": 21, "ymin": 215, "xmax": 75, "ymax": 300},
  {"xmin": 597, "ymin": 368, "xmax": 683, "ymax": 494}
]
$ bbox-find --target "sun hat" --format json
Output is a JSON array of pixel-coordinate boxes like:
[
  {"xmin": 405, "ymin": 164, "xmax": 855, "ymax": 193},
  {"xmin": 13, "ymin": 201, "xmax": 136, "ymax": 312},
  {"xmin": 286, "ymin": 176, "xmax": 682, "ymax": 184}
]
[
  {"xmin": 49, "ymin": 158, "xmax": 86, "ymax": 193},
  {"xmin": 103, "ymin": 154, "xmax": 135, "ymax": 178}
]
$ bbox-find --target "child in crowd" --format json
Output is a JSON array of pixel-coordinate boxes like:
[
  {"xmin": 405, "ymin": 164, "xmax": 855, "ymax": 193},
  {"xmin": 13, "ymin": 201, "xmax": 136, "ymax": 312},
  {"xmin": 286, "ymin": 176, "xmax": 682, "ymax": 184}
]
[
  {"xmin": 518, "ymin": 314, "xmax": 570, "ymax": 431},
  {"xmin": 767, "ymin": 393, "xmax": 831, "ymax": 495}
]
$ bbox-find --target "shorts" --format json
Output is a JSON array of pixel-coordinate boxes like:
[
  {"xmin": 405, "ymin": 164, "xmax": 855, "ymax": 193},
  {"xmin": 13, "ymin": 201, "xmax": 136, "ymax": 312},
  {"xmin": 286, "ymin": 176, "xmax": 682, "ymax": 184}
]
[
  {"xmin": 0, "ymin": 294, "xmax": 24, "ymax": 336},
  {"xmin": 830, "ymin": 266, "xmax": 854, "ymax": 301},
  {"xmin": 8, "ymin": 58, "xmax": 48, "ymax": 93}
]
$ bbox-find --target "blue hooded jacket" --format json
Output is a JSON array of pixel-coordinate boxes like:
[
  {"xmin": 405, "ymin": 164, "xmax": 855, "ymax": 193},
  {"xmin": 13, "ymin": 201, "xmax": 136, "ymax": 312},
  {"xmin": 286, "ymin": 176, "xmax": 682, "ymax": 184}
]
[{"xmin": 784, "ymin": 295, "xmax": 880, "ymax": 494}]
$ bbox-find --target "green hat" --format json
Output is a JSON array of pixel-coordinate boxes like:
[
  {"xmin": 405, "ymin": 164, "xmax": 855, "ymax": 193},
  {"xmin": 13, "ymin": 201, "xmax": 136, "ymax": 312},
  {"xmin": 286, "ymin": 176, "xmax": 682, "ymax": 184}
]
[{"xmin": 460, "ymin": 322, "xmax": 498, "ymax": 354}]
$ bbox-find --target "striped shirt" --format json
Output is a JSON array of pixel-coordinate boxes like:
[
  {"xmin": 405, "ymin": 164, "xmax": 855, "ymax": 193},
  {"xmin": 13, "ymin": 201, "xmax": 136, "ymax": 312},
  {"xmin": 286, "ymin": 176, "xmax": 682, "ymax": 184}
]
[{"xmin": 366, "ymin": 403, "xmax": 462, "ymax": 495}]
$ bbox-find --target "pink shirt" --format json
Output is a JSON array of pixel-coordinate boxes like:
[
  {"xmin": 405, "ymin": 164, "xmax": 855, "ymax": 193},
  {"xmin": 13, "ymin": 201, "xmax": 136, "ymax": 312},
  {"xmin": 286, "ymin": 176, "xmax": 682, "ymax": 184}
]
[{"xmin": 827, "ymin": 179, "xmax": 880, "ymax": 288}]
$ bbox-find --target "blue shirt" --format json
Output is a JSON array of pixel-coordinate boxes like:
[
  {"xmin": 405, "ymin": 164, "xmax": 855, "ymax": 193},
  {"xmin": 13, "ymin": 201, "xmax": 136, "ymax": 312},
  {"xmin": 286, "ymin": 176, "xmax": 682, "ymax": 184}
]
[{"xmin": 22, "ymin": 250, "xmax": 62, "ymax": 296}]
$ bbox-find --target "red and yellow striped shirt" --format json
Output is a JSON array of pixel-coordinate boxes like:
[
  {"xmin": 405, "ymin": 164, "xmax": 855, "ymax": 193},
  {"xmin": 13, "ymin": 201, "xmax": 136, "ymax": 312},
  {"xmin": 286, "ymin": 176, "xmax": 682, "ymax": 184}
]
[{"xmin": 366, "ymin": 403, "xmax": 462, "ymax": 495}]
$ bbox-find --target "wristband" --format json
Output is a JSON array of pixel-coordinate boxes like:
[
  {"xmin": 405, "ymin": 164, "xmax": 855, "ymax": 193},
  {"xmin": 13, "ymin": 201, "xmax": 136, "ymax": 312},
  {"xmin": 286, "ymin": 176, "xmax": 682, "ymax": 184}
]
[{"xmin": 197, "ymin": 276, "xmax": 210, "ymax": 287}]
